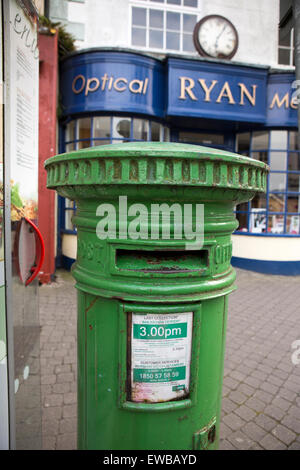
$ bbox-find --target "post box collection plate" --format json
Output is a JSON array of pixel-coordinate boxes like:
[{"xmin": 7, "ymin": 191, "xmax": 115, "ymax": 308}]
[{"xmin": 130, "ymin": 312, "xmax": 193, "ymax": 403}]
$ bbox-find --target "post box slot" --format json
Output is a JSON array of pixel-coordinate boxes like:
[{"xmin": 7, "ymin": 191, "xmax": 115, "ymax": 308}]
[{"xmin": 116, "ymin": 249, "xmax": 208, "ymax": 273}]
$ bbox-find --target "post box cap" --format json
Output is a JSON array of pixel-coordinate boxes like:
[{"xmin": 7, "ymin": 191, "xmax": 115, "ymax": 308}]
[{"xmin": 45, "ymin": 142, "xmax": 268, "ymax": 196}]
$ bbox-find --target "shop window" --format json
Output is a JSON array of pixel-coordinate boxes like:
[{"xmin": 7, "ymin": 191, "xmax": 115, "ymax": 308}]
[
  {"xmin": 131, "ymin": 1, "xmax": 198, "ymax": 53},
  {"xmin": 235, "ymin": 130, "xmax": 300, "ymax": 235},
  {"xmin": 61, "ymin": 115, "xmax": 170, "ymax": 234}
]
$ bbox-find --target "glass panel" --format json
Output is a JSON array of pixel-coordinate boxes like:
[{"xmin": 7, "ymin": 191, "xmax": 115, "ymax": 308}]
[
  {"xmin": 78, "ymin": 118, "xmax": 91, "ymax": 149},
  {"xmin": 236, "ymin": 212, "xmax": 248, "ymax": 231},
  {"xmin": 270, "ymin": 130, "xmax": 288, "ymax": 150},
  {"xmin": 251, "ymin": 193, "xmax": 266, "ymax": 209},
  {"xmin": 65, "ymin": 199, "xmax": 76, "ymax": 231},
  {"xmin": 167, "ymin": 0, "xmax": 181, "ymax": 4},
  {"xmin": 149, "ymin": 29, "xmax": 164, "ymax": 48},
  {"xmin": 166, "ymin": 31, "xmax": 180, "ymax": 50},
  {"xmin": 179, "ymin": 132, "xmax": 224, "ymax": 146},
  {"xmin": 112, "ymin": 117, "xmax": 131, "ymax": 140},
  {"xmin": 252, "ymin": 151, "xmax": 268, "ymax": 164},
  {"xmin": 286, "ymin": 214, "xmax": 300, "ymax": 234},
  {"xmin": 183, "ymin": 33, "xmax": 194, "ymax": 51},
  {"xmin": 249, "ymin": 210, "xmax": 267, "ymax": 233},
  {"xmin": 164, "ymin": 127, "xmax": 170, "ymax": 142},
  {"xmin": 278, "ymin": 48, "xmax": 291, "ymax": 65},
  {"xmin": 132, "ymin": 7, "xmax": 147, "ymax": 26},
  {"xmin": 183, "ymin": 14, "xmax": 197, "ymax": 32},
  {"xmin": 150, "ymin": 9, "xmax": 164, "ymax": 28},
  {"xmin": 66, "ymin": 120, "xmax": 76, "ymax": 142},
  {"xmin": 269, "ymin": 193, "xmax": 285, "ymax": 212},
  {"xmin": 167, "ymin": 12, "xmax": 180, "ymax": 31},
  {"xmin": 288, "ymin": 173, "xmax": 300, "ymax": 192},
  {"xmin": 268, "ymin": 214, "xmax": 284, "ymax": 234},
  {"xmin": 150, "ymin": 0, "xmax": 164, "ymax": 3},
  {"xmin": 133, "ymin": 119, "xmax": 149, "ymax": 140},
  {"xmin": 66, "ymin": 143, "xmax": 75, "ymax": 152},
  {"xmin": 279, "ymin": 22, "xmax": 292, "ymax": 47},
  {"xmin": 92, "ymin": 140, "xmax": 111, "ymax": 146},
  {"xmin": 289, "ymin": 131, "xmax": 299, "ymax": 150},
  {"xmin": 184, "ymin": 0, "xmax": 197, "ymax": 6},
  {"xmin": 236, "ymin": 202, "xmax": 248, "ymax": 212},
  {"xmin": 288, "ymin": 152, "xmax": 300, "ymax": 171},
  {"xmin": 269, "ymin": 152, "xmax": 287, "ymax": 172},
  {"xmin": 251, "ymin": 131, "xmax": 269, "ymax": 150},
  {"xmin": 287, "ymin": 195, "xmax": 299, "ymax": 213},
  {"xmin": 132, "ymin": 27, "xmax": 146, "ymax": 46},
  {"xmin": 151, "ymin": 121, "xmax": 162, "ymax": 141},
  {"xmin": 236, "ymin": 133, "xmax": 250, "ymax": 156},
  {"xmin": 93, "ymin": 116, "xmax": 111, "ymax": 139}
]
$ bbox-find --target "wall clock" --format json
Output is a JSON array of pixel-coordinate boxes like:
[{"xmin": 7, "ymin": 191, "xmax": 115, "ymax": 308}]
[{"xmin": 193, "ymin": 15, "xmax": 239, "ymax": 60}]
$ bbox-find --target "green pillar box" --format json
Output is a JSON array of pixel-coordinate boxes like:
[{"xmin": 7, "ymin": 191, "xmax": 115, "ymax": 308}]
[{"xmin": 45, "ymin": 142, "xmax": 268, "ymax": 450}]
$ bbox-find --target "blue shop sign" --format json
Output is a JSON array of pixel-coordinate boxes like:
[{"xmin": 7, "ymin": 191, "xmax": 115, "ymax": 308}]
[
  {"xmin": 60, "ymin": 51, "xmax": 165, "ymax": 117},
  {"xmin": 266, "ymin": 73, "xmax": 298, "ymax": 127},
  {"xmin": 60, "ymin": 50, "xmax": 297, "ymax": 129},
  {"xmin": 167, "ymin": 58, "xmax": 267, "ymax": 123}
]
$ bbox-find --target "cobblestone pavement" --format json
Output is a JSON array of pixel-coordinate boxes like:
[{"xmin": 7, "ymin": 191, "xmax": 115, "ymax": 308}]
[{"xmin": 39, "ymin": 268, "xmax": 300, "ymax": 450}]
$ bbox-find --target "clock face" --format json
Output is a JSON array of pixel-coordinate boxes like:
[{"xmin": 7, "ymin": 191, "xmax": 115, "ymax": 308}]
[{"xmin": 193, "ymin": 15, "xmax": 238, "ymax": 59}]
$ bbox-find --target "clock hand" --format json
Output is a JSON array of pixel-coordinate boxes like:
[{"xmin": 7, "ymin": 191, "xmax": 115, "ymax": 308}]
[{"xmin": 215, "ymin": 24, "xmax": 226, "ymax": 50}]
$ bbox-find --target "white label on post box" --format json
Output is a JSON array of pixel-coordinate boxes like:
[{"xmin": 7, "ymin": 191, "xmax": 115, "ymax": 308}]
[{"xmin": 131, "ymin": 312, "xmax": 193, "ymax": 403}]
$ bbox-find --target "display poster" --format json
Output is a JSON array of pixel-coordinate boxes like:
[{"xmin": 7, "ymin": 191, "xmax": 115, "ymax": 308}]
[
  {"xmin": 131, "ymin": 312, "xmax": 193, "ymax": 403},
  {"xmin": 8, "ymin": 0, "xmax": 39, "ymax": 223},
  {"xmin": 289, "ymin": 215, "xmax": 300, "ymax": 234},
  {"xmin": 250, "ymin": 208, "xmax": 267, "ymax": 233}
]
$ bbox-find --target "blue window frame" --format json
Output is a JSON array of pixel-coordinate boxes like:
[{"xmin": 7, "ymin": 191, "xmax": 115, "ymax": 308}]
[{"xmin": 235, "ymin": 130, "xmax": 300, "ymax": 236}]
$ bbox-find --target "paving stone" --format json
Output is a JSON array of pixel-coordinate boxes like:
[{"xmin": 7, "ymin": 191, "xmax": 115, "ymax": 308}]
[
  {"xmin": 44, "ymin": 394, "xmax": 64, "ymax": 407},
  {"xmin": 59, "ymin": 418, "xmax": 77, "ymax": 434},
  {"xmin": 243, "ymin": 422, "xmax": 267, "ymax": 442},
  {"xmin": 42, "ymin": 436, "xmax": 56, "ymax": 450},
  {"xmin": 260, "ymin": 433, "xmax": 287, "ymax": 450},
  {"xmin": 62, "ymin": 404, "xmax": 77, "ymax": 418},
  {"xmin": 56, "ymin": 433, "xmax": 77, "ymax": 450},
  {"xmin": 222, "ymin": 413, "xmax": 246, "ymax": 432},
  {"xmin": 228, "ymin": 390, "xmax": 247, "ymax": 405},
  {"xmin": 218, "ymin": 439, "xmax": 237, "ymax": 450},
  {"xmin": 234, "ymin": 405, "xmax": 257, "ymax": 422},
  {"xmin": 42, "ymin": 418, "xmax": 59, "ymax": 436},
  {"xmin": 221, "ymin": 397, "xmax": 238, "ymax": 414},
  {"xmin": 254, "ymin": 414, "xmax": 277, "ymax": 432},
  {"xmin": 271, "ymin": 396, "xmax": 292, "ymax": 412},
  {"xmin": 264, "ymin": 404, "xmax": 286, "ymax": 421},
  {"xmin": 63, "ymin": 392, "xmax": 77, "ymax": 405},
  {"xmin": 237, "ymin": 383, "xmax": 255, "ymax": 397},
  {"xmin": 252, "ymin": 389, "xmax": 273, "ymax": 405},
  {"xmin": 245, "ymin": 397, "xmax": 266, "ymax": 413},
  {"xmin": 271, "ymin": 424, "xmax": 297, "ymax": 446},
  {"xmin": 288, "ymin": 441, "xmax": 300, "ymax": 450},
  {"xmin": 281, "ymin": 415, "xmax": 300, "ymax": 434},
  {"xmin": 227, "ymin": 430, "xmax": 254, "ymax": 450}
]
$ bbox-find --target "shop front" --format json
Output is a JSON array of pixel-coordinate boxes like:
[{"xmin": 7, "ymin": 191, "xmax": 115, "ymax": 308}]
[{"xmin": 58, "ymin": 48, "xmax": 300, "ymax": 275}]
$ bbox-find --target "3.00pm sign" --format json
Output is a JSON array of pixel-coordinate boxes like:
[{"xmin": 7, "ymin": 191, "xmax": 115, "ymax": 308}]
[{"xmin": 130, "ymin": 312, "xmax": 193, "ymax": 403}]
